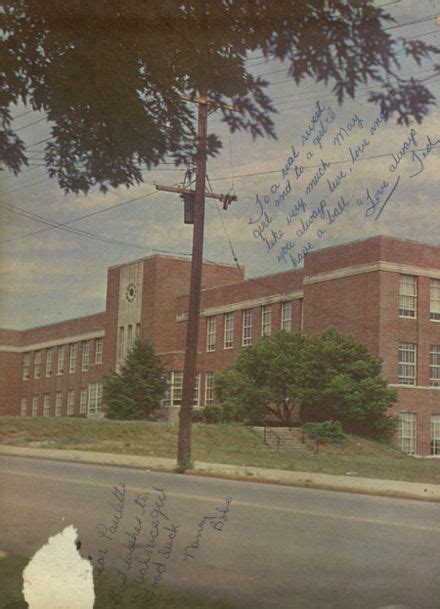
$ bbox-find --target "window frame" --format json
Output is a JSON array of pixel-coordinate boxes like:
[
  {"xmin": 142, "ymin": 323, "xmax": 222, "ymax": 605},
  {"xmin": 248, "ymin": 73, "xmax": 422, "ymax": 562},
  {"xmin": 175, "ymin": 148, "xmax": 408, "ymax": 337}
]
[
  {"xmin": 224, "ymin": 312, "xmax": 234, "ymax": 350},
  {"xmin": 398, "ymin": 412, "xmax": 417, "ymax": 455},
  {"xmin": 206, "ymin": 317, "xmax": 217, "ymax": 352},
  {"xmin": 56, "ymin": 346, "xmax": 65, "ymax": 376},
  {"xmin": 95, "ymin": 338, "xmax": 103, "ymax": 364},
  {"xmin": 431, "ymin": 414, "xmax": 440, "ymax": 455},
  {"xmin": 430, "ymin": 279, "xmax": 440, "ymax": 321},
  {"xmin": 242, "ymin": 309, "xmax": 253, "ymax": 347},
  {"xmin": 261, "ymin": 305, "xmax": 272, "ymax": 337},
  {"xmin": 281, "ymin": 301, "xmax": 292, "ymax": 332},
  {"xmin": 32, "ymin": 395, "xmax": 38, "ymax": 417},
  {"xmin": 205, "ymin": 371, "xmax": 214, "ymax": 406},
  {"xmin": 45, "ymin": 349, "xmax": 53, "ymax": 377},
  {"xmin": 69, "ymin": 344, "xmax": 77, "ymax": 374},
  {"xmin": 88, "ymin": 382, "xmax": 103, "ymax": 415},
  {"xmin": 55, "ymin": 391, "xmax": 63, "ymax": 416},
  {"xmin": 80, "ymin": 387, "xmax": 88, "ymax": 415},
  {"xmin": 22, "ymin": 353, "xmax": 30, "ymax": 381},
  {"xmin": 33, "ymin": 351, "xmax": 41, "ymax": 379},
  {"xmin": 399, "ymin": 274, "xmax": 417, "ymax": 318},
  {"xmin": 20, "ymin": 397, "xmax": 27, "ymax": 416},
  {"xmin": 430, "ymin": 345, "xmax": 440, "ymax": 387},
  {"xmin": 43, "ymin": 393, "xmax": 51, "ymax": 417},
  {"xmin": 67, "ymin": 390, "xmax": 75, "ymax": 416},
  {"xmin": 81, "ymin": 341, "xmax": 90, "ymax": 372},
  {"xmin": 398, "ymin": 342, "xmax": 416, "ymax": 385}
]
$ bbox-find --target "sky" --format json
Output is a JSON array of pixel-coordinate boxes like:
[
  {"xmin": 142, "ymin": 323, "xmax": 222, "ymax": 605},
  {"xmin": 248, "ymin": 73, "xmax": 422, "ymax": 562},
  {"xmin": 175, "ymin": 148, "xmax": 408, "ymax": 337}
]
[{"xmin": 1, "ymin": 0, "xmax": 439, "ymax": 330}]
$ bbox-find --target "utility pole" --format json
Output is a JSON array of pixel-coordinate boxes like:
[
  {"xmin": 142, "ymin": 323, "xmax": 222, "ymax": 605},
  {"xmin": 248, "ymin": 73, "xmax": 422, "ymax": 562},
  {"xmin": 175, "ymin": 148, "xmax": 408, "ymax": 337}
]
[{"xmin": 156, "ymin": 91, "xmax": 237, "ymax": 467}]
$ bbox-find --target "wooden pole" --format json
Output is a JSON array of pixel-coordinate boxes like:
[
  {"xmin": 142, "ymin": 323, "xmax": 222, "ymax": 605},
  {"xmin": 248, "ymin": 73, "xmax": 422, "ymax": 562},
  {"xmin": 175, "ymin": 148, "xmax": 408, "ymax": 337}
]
[{"xmin": 177, "ymin": 90, "xmax": 208, "ymax": 466}]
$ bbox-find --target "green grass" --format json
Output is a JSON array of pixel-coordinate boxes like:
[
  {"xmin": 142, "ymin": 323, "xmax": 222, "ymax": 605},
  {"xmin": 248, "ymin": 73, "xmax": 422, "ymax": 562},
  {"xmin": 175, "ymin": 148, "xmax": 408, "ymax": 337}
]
[
  {"xmin": 2, "ymin": 417, "xmax": 440, "ymax": 484},
  {"xmin": 0, "ymin": 554, "xmax": 240, "ymax": 609}
]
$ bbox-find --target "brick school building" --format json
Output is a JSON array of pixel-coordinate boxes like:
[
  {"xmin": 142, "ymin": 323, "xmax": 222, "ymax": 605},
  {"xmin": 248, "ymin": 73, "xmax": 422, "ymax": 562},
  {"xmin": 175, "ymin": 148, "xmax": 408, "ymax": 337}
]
[{"xmin": 1, "ymin": 235, "xmax": 440, "ymax": 456}]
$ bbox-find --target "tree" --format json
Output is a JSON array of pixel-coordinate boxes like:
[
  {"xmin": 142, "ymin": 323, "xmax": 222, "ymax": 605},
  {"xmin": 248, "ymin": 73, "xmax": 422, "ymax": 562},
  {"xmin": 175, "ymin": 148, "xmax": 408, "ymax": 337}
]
[
  {"xmin": 1, "ymin": 1, "xmax": 438, "ymax": 193},
  {"xmin": 103, "ymin": 339, "xmax": 168, "ymax": 420},
  {"xmin": 215, "ymin": 329, "xmax": 397, "ymax": 439},
  {"xmin": 294, "ymin": 327, "xmax": 397, "ymax": 439},
  {"xmin": 214, "ymin": 331, "xmax": 306, "ymax": 426}
]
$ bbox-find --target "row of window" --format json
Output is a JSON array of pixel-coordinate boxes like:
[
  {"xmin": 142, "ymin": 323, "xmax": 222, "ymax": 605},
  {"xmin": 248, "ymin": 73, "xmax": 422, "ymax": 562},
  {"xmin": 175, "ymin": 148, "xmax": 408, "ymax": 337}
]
[
  {"xmin": 22, "ymin": 338, "xmax": 104, "ymax": 381},
  {"xmin": 398, "ymin": 412, "xmax": 440, "ymax": 456},
  {"xmin": 206, "ymin": 301, "xmax": 294, "ymax": 353},
  {"xmin": 118, "ymin": 324, "xmax": 141, "ymax": 361},
  {"xmin": 398, "ymin": 343, "xmax": 440, "ymax": 386},
  {"xmin": 399, "ymin": 275, "xmax": 440, "ymax": 319},
  {"xmin": 20, "ymin": 383, "xmax": 103, "ymax": 417},
  {"xmin": 162, "ymin": 371, "xmax": 214, "ymax": 408}
]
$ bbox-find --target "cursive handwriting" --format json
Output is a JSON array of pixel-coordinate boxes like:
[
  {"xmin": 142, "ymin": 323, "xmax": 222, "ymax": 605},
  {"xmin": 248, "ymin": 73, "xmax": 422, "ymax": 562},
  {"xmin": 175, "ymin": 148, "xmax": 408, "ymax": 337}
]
[
  {"xmin": 389, "ymin": 128, "xmax": 417, "ymax": 173},
  {"xmin": 183, "ymin": 497, "xmax": 232, "ymax": 562},
  {"xmin": 409, "ymin": 134, "xmax": 440, "ymax": 178}
]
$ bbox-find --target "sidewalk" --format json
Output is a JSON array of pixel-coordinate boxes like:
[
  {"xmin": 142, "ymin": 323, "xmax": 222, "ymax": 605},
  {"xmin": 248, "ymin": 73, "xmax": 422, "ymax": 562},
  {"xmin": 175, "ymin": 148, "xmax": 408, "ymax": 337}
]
[{"xmin": 1, "ymin": 444, "xmax": 439, "ymax": 502}]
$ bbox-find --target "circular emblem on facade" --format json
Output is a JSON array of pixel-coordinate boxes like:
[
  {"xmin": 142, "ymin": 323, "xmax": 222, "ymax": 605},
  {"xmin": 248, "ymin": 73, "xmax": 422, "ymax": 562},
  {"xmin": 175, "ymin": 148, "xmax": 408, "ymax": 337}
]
[{"xmin": 126, "ymin": 282, "xmax": 137, "ymax": 302}]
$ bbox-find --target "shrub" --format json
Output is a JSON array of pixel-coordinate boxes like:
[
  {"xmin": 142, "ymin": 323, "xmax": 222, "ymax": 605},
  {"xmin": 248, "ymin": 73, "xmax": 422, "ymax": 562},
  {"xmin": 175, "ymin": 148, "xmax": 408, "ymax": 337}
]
[
  {"xmin": 303, "ymin": 420, "xmax": 346, "ymax": 444},
  {"xmin": 203, "ymin": 405, "xmax": 224, "ymax": 424}
]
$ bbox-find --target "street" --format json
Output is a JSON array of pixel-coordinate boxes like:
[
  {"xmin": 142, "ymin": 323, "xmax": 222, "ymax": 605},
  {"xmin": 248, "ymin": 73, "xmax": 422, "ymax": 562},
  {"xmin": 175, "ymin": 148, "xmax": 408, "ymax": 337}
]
[{"xmin": 1, "ymin": 455, "xmax": 440, "ymax": 609}]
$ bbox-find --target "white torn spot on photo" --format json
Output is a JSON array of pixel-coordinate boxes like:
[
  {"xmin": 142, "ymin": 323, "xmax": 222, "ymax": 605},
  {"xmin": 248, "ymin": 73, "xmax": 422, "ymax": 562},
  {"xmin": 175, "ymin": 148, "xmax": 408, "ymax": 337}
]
[{"xmin": 22, "ymin": 525, "xmax": 94, "ymax": 609}]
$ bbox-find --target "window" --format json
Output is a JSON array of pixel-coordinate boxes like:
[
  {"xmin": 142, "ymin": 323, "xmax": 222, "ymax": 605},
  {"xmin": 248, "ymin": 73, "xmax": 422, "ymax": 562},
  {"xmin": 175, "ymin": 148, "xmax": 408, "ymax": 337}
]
[
  {"xmin": 399, "ymin": 274, "xmax": 416, "ymax": 318},
  {"xmin": 398, "ymin": 342, "xmax": 416, "ymax": 385},
  {"xmin": 193, "ymin": 373, "xmax": 200, "ymax": 407},
  {"xmin": 205, "ymin": 371, "xmax": 214, "ymax": 406},
  {"xmin": 88, "ymin": 382, "xmax": 103, "ymax": 415},
  {"xmin": 281, "ymin": 301, "xmax": 292, "ymax": 332},
  {"xmin": 242, "ymin": 309, "xmax": 253, "ymax": 347},
  {"xmin": 82, "ymin": 341, "xmax": 90, "ymax": 372},
  {"xmin": 430, "ymin": 346, "xmax": 440, "ymax": 387},
  {"xmin": 171, "ymin": 371, "xmax": 183, "ymax": 406},
  {"xmin": 43, "ymin": 394, "xmax": 51, "ymax": 417},
  {"xmin": 22, "ymin": 353, "xmax": 30, "ymax": 381},
  {"xmin": 118, "ymin": 326, "xmax": 125, "ymax": 360},
  {"xmin": 46, "ymin": 349, "xmax": 53, "ymax": 377},
  {"xmin": 127, "ymin": 325, "xmax": 133, "ymax": 351},
  {"xmin": 430, "ymin": 279, "xmax": 440, "ymax": 321},
  {"xmin": 67, "ymin": 390, "xmax": 75, "ymax": 416},
  {"xmin": 261, "ymin": 305, "xmax": 272, "ymax": 336},
  {"xmin": 20, "ymin": 397, "xmax": 27, "ymax": 416},
  {"xmin": 34, "ymin": 351, "xmax": 41, "ymax": 379},
  {"xmin": 135, "ymin": 323, "xmax": 141, "ymax": 340},
  {"xmin": 32, "ymin": 395, "xmax": 38, "ymax": 417},
  {"xmin": 431, "ymin": 415, "xmax": 440, "ymax": 455},
  {"xmin": 80, "ymin": 388, "xmax": 88, "ymax": 414},
  {"xmin": 69, "ymin": 344, "xmax": 77, "ymax": 373},
  {"xmin": 55, "ymin": 392, "xmax": 63, "ymax": 416},
  {"xmin": 57, "ymin": 346, "xmax": 65, "ymax": 375},
  {"xmin": 206, "ymin": 317, "xmax": 216, "ymax": 352},
  {"xmin": 398, "ymin": 412, "xmax": 417, "ymax": 455},
  {"xmin": 161, "ymin": 373, "xmax": 171, "ymax": 408},
  {"xmin": 224, "ymin": 312, "xmax": 234, "ymax": 349},
  {"xmin": 95, "ymin": 338, "xmax": 103, "ymax": 364}
]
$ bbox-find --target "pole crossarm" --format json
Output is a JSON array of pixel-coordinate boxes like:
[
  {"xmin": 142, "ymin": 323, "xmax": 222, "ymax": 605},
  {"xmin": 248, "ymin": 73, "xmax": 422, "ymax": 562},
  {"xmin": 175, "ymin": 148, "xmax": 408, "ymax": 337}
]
[
  {"xmin": 155, "ymin": 184, "xmax": 237, "ymax": 208},
  {"xmin": 178, "ymin": 93, "xmax": 238, "ymax": 112}
]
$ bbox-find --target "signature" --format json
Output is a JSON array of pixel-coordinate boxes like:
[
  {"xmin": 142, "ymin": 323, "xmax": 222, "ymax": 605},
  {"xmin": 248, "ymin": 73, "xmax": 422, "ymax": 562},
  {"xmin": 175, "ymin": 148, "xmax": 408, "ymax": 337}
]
[
  {"xmin": 409, "ymin": 134, "xmax": 440, "ymax": 178},
  {"xmin": 362, "ymin": 176, "xmax": 401, "ymax": 221}
]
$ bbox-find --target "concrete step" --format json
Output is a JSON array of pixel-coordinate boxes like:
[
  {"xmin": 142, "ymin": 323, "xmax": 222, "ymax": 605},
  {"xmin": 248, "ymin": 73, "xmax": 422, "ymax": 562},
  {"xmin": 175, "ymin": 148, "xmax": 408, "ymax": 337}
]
[{"xmin": 251, "ymin": 426, "xmax": 312, "ymax": 453}]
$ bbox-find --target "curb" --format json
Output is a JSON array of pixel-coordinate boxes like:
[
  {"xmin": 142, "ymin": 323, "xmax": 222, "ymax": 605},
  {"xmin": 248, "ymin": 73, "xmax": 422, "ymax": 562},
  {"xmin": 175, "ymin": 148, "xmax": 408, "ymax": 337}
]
[{"xmin": 1, "ymin": 445, "xmax": 439, "ymax": 503}]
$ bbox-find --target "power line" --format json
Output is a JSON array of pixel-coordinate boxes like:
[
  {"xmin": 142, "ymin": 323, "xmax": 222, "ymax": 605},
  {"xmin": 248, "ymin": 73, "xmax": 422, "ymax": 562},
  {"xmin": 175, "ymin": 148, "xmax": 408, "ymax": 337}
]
[
  {"xmin": 0, "ymin": 198, "xmax": 150, "ymax": 250},
  {"xmin": 208, "ymin": 143, "xmax": 440, "ymax": 183}
]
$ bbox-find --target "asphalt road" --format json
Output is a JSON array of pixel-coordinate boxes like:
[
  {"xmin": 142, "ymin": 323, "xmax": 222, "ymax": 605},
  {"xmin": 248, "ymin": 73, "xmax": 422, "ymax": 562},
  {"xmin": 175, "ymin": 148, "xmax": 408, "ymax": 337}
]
[{"xmin": 1, "ymin": 455, "xmax": 440, "ymax": 609}]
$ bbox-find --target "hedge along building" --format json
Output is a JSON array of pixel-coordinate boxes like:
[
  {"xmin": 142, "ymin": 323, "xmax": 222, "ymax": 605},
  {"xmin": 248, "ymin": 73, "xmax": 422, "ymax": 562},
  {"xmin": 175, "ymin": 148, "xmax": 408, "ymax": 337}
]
[{"xmin": 1, "ymin": 234, "xmax": 439, "ymax": 456}]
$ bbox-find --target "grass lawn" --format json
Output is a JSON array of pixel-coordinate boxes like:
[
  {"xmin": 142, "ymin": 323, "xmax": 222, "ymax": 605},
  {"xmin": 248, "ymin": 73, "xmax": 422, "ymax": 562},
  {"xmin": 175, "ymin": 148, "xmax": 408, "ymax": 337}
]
[
  {"xmin": 0, "ymin": 554, "xmax": 241, "ymax": 609},
  {"xmin": 1, "ymin": 417, "xmax": 440, "ymax": 484}
]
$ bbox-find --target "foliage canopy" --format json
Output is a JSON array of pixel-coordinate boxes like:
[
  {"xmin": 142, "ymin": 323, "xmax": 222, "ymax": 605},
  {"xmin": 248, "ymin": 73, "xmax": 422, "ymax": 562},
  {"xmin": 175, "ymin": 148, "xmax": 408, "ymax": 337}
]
[
  {"xmin": 103, "ymin": 339, "xmax": 167, "ymax": 420},
  {"xmin": 214, "ymin": 328, "xmax": 397, "ymax": 439},
  {"xmin": 1, "ymin": 0, "xmax": 438, "ymax": 192}
]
